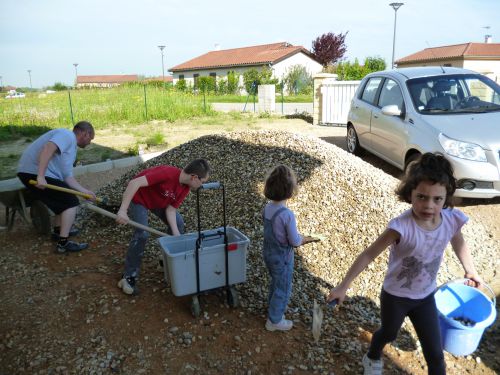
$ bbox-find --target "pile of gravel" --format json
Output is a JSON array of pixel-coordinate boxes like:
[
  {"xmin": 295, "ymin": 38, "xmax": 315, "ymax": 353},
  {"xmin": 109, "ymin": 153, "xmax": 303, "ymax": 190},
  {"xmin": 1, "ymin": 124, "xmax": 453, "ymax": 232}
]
[{"xmin": 85, "ymin": 130, "xmax": 497, "ymax": 360}]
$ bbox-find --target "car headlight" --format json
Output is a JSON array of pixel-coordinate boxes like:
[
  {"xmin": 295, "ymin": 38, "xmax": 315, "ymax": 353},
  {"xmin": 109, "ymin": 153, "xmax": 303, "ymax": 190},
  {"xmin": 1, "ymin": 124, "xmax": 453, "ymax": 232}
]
[{"xmin": 438, "ymin": 133, "xmax": 487, "ymax": 162}]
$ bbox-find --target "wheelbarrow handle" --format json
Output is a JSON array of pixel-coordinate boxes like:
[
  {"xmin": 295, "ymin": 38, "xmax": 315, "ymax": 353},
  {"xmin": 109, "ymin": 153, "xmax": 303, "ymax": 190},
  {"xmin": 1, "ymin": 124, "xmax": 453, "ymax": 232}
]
[
  {"xmin": 29, "ymin": 179, "xmax": 103, "ymax": 203},
  {"xmin": 82, "ymin": 202, "xmax": 169, "ymax": 237}
]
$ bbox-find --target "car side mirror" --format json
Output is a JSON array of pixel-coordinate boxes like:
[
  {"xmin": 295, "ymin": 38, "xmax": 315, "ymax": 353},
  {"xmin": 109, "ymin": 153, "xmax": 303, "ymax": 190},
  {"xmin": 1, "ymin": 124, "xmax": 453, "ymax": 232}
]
[{"xmin": 381, "ymin": 104, "xmax": 402, "ymax": 117}]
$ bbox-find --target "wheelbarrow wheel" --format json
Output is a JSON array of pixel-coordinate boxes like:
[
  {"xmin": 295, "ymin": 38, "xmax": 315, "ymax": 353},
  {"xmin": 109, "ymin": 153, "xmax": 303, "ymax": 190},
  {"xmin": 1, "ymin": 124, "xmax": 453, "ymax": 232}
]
[
  {"xmin": 228, "ymin": 287, "xmax": 239, "ymax": 308},
  {"xmin": 30, "ymin": 200, "xmax": 51, "ymax": 234},
  {"xmin": 191, "ymin": 295, "xmax": 201, "ymax": 318}
]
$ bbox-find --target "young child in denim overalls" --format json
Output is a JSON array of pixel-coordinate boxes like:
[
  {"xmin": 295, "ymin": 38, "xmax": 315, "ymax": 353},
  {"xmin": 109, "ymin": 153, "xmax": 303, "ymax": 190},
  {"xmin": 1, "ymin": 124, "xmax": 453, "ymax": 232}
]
[{"xmin": 262, "ymin": 165, "xmax": 317, "ymax": 331}]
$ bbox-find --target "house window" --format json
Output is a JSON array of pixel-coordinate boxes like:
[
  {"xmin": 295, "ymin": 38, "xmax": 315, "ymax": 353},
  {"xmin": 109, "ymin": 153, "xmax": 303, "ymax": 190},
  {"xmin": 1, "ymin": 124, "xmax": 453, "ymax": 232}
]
[
  {"xmin": 179, "ymin": 74, "xmax": 184, "ymax": 80},
  {"xmin": 443, "ymin": 64, "xmax": 452, "ymax": 67},
  {"xmin": 209, "ymin": 72, "xmax": 216, "ymax": 78},
  {"xmin": 193, "ymin": 73, "xmax": 199, "ymax": 89}
]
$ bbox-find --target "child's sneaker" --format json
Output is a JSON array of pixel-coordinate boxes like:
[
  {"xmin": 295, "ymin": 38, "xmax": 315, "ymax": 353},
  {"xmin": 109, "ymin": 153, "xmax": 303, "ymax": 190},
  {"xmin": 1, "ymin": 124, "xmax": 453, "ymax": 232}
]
[
  {"xmin": 265, "ymin": 318, "xmax": 293, "ymax": 331},
  {"xmin": 117, "ymin": 276, "xmax": 137, "ymax": 295},
  {"xmin": 362, "ymin": 353, "xmax": 383, "ymax": 375}
]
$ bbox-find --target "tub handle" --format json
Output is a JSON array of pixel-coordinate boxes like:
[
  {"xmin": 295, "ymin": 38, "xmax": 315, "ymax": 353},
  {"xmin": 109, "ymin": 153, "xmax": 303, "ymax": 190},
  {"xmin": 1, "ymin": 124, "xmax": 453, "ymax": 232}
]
[{"xmin": 443, "ymin": 278, "xmax": 496, "ymax": 306}]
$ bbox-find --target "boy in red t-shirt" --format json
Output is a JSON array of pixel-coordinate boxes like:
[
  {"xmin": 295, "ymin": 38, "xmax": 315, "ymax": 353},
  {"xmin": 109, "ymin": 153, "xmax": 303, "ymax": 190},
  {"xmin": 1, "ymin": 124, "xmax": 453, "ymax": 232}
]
[{"xmin": 115, "ymin": 159, "xmax": 211, "ymax": 295}]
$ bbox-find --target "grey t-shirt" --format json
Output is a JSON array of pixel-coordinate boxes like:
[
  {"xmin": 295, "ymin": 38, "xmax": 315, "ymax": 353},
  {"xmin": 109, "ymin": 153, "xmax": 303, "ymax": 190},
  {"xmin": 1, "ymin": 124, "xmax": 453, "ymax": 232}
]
[{"xmin": 18, "ymin": 129, "xmax": 77, "ymax": 180}]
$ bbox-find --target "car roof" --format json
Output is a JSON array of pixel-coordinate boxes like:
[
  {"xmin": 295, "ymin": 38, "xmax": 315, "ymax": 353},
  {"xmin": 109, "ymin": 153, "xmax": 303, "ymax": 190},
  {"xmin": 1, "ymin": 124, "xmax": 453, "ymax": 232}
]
[{"xmin": 366, "ymin": 66, "xmax": 478, "ymax": 80}]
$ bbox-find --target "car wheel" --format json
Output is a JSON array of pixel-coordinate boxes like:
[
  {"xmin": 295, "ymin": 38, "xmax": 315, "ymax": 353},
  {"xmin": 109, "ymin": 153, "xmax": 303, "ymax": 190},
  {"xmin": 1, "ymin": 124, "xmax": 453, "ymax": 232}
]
[
  {"xmin": 404, "ymin": 153, "xmax": 421, "ymax": 174},
  {"xmin": 346, "ymin": 125, "xmax": 363, "ymax": 155}
]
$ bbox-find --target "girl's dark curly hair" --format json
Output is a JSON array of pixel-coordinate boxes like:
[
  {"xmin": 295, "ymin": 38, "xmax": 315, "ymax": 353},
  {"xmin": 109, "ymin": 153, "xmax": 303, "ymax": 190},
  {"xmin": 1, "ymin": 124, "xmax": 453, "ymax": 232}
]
[
  {"xmin": 264, "ymin": 165, "xmax": 297, "ymax": 201},
  {"xmin": 396, "ymin": 152, "xmax": 456, "ymax": 208}
]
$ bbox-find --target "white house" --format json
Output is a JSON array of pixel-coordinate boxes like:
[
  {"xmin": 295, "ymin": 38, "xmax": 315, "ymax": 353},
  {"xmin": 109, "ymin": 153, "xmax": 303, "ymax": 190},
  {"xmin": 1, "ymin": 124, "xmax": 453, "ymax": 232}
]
[
  {"xmin": 395, "ymin": 40, "xmax": 500, "ymax": 82},
  {"xmin": 169, "ymin": 42, "xmax": 323, "ymax": 92}
]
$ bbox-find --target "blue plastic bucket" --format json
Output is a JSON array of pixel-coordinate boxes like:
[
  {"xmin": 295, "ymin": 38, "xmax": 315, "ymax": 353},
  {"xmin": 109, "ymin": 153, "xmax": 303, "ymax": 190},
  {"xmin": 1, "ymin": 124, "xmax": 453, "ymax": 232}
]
[{"xmin": 434, "ymin": 280, "xmax": 497, "ymax": 356}]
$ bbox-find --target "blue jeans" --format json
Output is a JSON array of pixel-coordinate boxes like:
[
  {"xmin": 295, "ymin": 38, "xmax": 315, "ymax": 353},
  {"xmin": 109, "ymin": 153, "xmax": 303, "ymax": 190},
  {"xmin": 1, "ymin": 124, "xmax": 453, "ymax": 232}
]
[
  {"xmin": 124, "ymin": 202, "xmax": 184, "ymax": 278},
  {"xmin": 263, "ymin": 246, "xmax": 294, "ymax": 324}
]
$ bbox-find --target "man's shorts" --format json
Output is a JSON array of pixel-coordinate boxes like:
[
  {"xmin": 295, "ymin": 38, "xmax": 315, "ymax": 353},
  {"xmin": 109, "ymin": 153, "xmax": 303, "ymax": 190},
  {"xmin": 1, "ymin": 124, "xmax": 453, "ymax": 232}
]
[{"xmin": 17, "ymin": 173, "xmax": 80, "ymax": 215}]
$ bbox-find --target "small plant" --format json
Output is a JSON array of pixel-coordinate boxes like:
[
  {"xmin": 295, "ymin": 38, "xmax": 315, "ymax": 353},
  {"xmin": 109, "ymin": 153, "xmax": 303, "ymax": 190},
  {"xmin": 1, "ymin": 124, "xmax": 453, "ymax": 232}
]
[
  {"xmin": 145, "ymin": 132, "xmax": 165, "ymax": 146},
  {"xmin": 100, "ymin": 150, "xmax": 111, "ymax": 161},
  {"xmin": 126, "ymin": 143, "xmax": 140, "ymax": 156}
]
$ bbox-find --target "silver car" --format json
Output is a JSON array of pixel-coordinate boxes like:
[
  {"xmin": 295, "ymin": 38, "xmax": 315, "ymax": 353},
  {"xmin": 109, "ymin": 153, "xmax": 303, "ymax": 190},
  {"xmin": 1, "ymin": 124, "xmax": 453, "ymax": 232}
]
[{"xmin": 346, "ymin": 67, "xmax": 500, "ymax": 199}]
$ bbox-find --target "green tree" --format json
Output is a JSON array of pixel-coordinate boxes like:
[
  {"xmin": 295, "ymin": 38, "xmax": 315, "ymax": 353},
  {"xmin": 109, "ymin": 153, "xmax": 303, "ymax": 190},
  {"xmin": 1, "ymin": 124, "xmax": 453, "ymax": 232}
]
[
  {"xmin": 227, "ymin": 71, "xmax": 240, "ymax": 94},
  {"xmin": 243, "ymin": 67, "xmax": 278, "ymax": 94},
  {"xmin": 283, "ymin": 65, "xmax": 313, "ymax": 95},
  {"xmin": 198, "ymin": 76, "xmax": 216, "ymax": 94},
  {"xmin": 364, "ymin": 57, "xmax": 386, "ymax": 72},
  {"xmin": 52, "ymin": 82, "xmax": 68, "ymax": 91},
  {"xmin": 175, "ymin": 79, "xmax": 187, "ymax": 92}
]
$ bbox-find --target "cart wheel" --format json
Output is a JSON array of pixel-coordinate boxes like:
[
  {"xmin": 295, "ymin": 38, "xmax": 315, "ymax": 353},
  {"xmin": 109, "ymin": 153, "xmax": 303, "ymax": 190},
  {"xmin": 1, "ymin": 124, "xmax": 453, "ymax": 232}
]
[
  {"xmin": 191, "ymin": 295, "xmax": 201, "ymax": 318},
  {"xmin": 30, "ymin": 200, "xmax": 51, "ymax": 234},
  {"xmin": 228, "ymin": 287, "xmax": 239, "ymax": 308}
]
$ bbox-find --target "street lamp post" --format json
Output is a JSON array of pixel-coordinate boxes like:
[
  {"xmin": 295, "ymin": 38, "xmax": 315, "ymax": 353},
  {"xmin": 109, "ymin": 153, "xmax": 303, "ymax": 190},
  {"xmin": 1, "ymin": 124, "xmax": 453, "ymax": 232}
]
[
  {"xmin": 158, "ymin": 45, "xmax": 166, "ymax": 88},
  {"xmin": 389, "ymin": 2, "xmax": 404, "ymax": 69},
  {"xmin": 73, "ymin": 63, "xmax": 79, "ymax": 87},
  {"xmin": 27, "ymin": 70, "xmax": 32, "ymax": 89}
]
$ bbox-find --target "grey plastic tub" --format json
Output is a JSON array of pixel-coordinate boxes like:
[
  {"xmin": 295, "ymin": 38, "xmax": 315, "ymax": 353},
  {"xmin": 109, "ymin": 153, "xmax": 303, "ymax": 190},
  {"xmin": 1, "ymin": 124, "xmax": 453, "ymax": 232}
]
[{"xmin": 158, "ymin": 227, "xmax": 250, "ymax": 296}]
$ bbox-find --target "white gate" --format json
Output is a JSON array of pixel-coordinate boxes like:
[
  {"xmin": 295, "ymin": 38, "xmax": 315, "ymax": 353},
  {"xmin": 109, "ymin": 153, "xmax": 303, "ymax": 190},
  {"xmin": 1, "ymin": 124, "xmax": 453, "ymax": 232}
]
[{"xmin": 320, "ymin": 81, "xmax": 361, "ymax": 125}]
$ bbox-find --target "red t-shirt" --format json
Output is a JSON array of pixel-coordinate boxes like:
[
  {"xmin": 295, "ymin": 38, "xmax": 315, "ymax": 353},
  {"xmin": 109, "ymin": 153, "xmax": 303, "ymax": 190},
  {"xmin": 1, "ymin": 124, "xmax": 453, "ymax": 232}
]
[{"xmin": 131, "ymin": 166, "xmax": 190, "ymax": 210}]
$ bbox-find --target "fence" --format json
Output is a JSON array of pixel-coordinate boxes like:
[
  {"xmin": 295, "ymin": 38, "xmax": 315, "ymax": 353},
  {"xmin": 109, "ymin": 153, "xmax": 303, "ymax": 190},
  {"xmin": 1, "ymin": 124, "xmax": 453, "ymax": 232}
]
[
  {"xmin": 0, "ymin": 86, "xmax": 210, "ymax": 130},
  {"xmin": 313, "ymin": 73, "xmax": 361, "ymax": 126}
]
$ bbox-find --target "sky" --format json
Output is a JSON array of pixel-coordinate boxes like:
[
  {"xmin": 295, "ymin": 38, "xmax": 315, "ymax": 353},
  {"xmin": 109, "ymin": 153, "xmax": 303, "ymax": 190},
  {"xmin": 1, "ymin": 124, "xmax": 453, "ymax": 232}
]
[{"xmin": 0, "ymin": 0, "xmax": 498, "ymax": 88}]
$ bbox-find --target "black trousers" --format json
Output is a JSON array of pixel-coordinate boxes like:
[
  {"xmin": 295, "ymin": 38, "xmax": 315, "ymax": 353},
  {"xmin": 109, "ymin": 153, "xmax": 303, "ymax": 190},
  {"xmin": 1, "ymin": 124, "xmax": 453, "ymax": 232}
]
[
  {"xmin": 368, "ymin": 289, "xmax": 446, "ymax": 375},
  {"xmin": 17, "ymin": 173, "xmax": 79, "ymax": 215}
]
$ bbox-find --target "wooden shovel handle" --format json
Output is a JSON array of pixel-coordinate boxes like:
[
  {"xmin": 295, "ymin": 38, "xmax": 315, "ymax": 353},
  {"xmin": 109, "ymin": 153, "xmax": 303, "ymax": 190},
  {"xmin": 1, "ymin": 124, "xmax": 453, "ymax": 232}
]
[
  {"xmin": 29, "ymin": 179, "xmax": 103, "ymax": 203},
  {"xmin": 82, "ymin": 202, "xmax": 169, "ymax": 237}
]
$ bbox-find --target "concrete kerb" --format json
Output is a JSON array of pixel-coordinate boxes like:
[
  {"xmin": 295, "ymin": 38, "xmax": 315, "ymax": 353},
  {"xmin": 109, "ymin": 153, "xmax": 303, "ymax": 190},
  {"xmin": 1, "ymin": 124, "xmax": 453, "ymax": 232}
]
[{"xmin": 0, "ymin": 151, "xmax": 163, "ymax": 193}]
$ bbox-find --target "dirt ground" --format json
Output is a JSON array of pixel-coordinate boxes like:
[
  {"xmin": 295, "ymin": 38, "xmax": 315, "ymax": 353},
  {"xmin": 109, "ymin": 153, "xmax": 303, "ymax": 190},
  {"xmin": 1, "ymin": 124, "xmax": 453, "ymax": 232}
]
[{"xmin": 1, "ymin": 124, "xmax": 499, "ymax": 374}]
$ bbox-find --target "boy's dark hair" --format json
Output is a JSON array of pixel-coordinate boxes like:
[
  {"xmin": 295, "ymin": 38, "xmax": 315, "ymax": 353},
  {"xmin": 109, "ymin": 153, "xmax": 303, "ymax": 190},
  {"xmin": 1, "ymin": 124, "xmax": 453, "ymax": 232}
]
[
  {"xmin": 264, "ymin": 164, "xmax": 297, "ymax": 201},
  {"xmin": 184, "ymin": 158, "xmax": 211, "ymax": 178},
  {"xmin": 396, "ymin": 152, "xmax": 456, "ymax": 208},
  {"xmin": 73, "ymin": 121, "xmax": 94, "ymax": 137}
]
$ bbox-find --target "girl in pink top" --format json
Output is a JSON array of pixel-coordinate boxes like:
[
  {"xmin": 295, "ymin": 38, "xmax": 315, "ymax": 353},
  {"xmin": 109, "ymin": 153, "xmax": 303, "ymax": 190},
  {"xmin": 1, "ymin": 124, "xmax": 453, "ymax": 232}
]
[{"xmin": 327, "ymin": 153, "xmax": 482, "ymax": 375}]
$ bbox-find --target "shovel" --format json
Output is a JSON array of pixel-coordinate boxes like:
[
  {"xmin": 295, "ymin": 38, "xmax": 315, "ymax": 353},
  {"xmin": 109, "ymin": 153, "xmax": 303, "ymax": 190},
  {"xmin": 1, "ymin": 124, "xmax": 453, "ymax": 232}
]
[
  {"xmin": 312, "ymin": 298, "xmax": 338, "ymax": 343},
  {"xmin": 29, "ymin": 180, "xmax": 107, "ymax": 204},
  {"xmin": 81, "ymin": 202, "xmax": 169, "ymax": 237}
]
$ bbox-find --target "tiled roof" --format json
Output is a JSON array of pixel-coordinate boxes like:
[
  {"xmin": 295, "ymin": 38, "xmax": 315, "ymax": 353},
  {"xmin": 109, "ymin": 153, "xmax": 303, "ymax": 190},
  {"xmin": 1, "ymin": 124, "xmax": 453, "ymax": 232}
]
[
  {"xmin": 396, "ymin": 43, "xmax": 500, "ymax": 64},
  {"xmin": 145, "ymin": 76, "xmax": 173, "ymax": 82},
  {"xmin": 170, "ymin": 42, "xmax": 314, "ymax": 72},
  {"xmin": 76, "ymin": 75, "xmax": 139, "ymax": 84}
]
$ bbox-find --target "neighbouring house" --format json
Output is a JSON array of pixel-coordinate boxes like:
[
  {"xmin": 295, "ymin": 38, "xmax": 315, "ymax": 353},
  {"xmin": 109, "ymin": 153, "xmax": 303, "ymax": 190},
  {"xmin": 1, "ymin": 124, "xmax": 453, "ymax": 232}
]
[
  {"xmin": 169, "ymin": 42, "xmax": 323, "ymax": 93},
  {"xmin": 144, "ymin": 76, "xmax": 173, "ymax": 83},
  {"xmin": 395, "ymin": 39, "xmax": 500, "ymax": 82},
  {"xmin": 76, "ymin": 75, "xmax": 139, "ymax": 88}
]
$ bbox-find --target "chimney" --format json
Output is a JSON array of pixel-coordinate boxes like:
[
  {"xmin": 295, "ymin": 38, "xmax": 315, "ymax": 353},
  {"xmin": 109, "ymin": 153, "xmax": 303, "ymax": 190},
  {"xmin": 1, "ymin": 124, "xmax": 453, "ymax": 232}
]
[
  {"xmin": 485, "ymin": 35, "xmax": 492, "ymax": 43},
  {"xmin": 214, "ymin": 43, "xmax": 221, "ymax": 51}
]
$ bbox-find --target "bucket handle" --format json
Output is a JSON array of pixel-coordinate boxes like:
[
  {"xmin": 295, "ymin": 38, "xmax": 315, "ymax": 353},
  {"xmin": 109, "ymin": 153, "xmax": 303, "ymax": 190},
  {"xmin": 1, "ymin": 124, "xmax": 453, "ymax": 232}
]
[{"xmin": 441, "ymin": 278, "xmax": 496, "ymax": 307}]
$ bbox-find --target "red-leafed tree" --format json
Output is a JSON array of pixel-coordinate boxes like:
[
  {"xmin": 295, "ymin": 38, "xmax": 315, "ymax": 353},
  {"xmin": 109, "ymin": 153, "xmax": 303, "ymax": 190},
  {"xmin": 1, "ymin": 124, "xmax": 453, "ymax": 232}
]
[{"xmin": 312, "ymin": 32, "xmax": 348, "ymax": 67}]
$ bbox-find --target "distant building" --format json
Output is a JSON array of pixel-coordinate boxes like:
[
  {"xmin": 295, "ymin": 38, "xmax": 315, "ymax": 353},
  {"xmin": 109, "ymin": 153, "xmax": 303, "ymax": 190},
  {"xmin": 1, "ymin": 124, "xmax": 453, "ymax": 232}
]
[
  {"xmin": 170, "ymin": 42, "xmax": 323, "ymax": 93},
  {"xmin": 76, "ymin": 75, "xmax": 139, "ymax": 88},
  {"xmin": 395, "ymin": 40, "xmax": 500, "ymax": 82},
  {"xmin": 145, "ymin": 76, "xmax": 173, "ymax": 83}
]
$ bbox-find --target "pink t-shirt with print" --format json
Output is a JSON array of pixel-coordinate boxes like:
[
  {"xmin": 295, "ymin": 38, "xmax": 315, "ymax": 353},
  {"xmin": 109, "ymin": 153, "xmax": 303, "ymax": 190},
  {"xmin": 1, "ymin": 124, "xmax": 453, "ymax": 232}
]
[{"xmin": 382, "ymin": 208, "xmax": 468, "ymax": 299}]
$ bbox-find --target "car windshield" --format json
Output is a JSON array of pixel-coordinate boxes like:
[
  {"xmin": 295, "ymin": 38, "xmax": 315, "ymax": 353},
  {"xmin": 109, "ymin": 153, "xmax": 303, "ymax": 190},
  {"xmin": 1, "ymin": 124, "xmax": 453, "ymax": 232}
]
[{"xmin": 407, "ymin": 74, "xmax": 500, "ymax": 114}]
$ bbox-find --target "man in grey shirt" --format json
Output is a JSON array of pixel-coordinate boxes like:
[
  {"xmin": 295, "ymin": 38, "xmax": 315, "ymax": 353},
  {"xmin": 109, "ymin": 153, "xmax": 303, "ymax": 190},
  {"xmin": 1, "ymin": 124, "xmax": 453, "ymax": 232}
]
[{"xmin": 17, "ymin": 121, "xmax": 96, "ymax": 253}]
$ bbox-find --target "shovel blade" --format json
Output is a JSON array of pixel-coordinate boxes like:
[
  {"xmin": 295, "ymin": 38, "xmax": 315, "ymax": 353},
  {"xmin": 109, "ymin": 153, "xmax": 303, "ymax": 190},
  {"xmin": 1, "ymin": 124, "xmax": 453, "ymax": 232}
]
[{"xmin": 312, "ymin": 300, "xmax": 323, "ymax": 343}]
